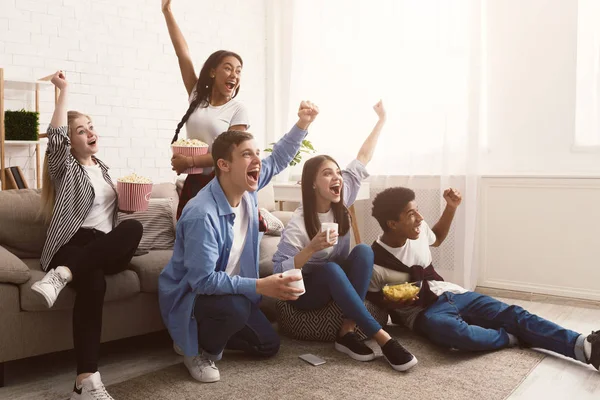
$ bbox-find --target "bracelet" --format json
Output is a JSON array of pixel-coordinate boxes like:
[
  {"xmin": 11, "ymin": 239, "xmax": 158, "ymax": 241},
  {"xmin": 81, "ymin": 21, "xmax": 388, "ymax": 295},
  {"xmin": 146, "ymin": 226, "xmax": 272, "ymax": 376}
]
[{"xmin": 190, "ymin": 156, "xmax": 195, "ymax": 168}]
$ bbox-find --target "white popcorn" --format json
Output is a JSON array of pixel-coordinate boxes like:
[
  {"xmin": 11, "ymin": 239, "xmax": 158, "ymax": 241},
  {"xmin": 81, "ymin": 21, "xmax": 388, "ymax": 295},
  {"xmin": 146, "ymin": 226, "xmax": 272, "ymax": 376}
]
[
  {"xmin": 171, "ymin": 138, "xmax": 209, "ymax": 147},
  {"xmin": 117, "ymin": 173, "xmax": 152, "ymax": 184}
]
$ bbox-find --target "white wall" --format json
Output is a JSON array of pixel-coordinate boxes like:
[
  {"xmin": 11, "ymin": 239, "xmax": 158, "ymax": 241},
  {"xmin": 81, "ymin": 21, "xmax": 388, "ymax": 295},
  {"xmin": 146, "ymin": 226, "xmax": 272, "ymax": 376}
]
[
  {"xmin": 1, "ymin": 0, "xmax": 266, "ymax": 186},
  {"xmin": 478, "ymin": 177, "xmax": 600, "ymax": 301},
  {"xmin": 483, "ymin": 0, "xmax": 600, "ymax": 176}
]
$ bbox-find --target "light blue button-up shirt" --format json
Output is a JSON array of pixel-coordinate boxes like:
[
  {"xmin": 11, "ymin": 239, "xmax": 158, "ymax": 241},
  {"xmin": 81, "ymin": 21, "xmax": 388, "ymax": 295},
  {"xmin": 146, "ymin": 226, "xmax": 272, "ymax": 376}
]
[{"xmin": 158, "ymin": 125, "xmax": 308, "ymax": 356}]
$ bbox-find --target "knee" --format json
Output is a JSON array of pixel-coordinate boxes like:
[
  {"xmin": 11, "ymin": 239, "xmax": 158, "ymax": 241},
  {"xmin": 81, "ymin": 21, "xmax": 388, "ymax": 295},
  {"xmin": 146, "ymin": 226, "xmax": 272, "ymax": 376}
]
[
  {"xmin": 321, "ymin": 262, "xmax": 345, "ymax": 279},
  {"xmin": 122, "ymin": 219, "xmax": 143, "ymax": 240},
  {"xmin": 504, "ymin": 305, "xmax": 530, "ymax": 323},
  {"xmin": 352, "ymin": 244, "xmax": 374, "ymax": 263}
]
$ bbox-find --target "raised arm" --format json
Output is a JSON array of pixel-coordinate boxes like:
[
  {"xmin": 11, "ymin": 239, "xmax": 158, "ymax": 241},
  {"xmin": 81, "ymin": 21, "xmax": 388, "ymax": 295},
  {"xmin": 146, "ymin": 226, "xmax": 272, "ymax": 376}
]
[
  {"xmin": 46, "ymin": 71, "xmax": 73, "ymax": 179},
  {"xmin": 356, "ymin": 100, "xmax": 386, "ymax": 166},
  {"xmin": 431, "ymin": 188, "xmax": 462, "ymax": 247},
  {"xmin": 50, "ymin": 71, "xmax": 67, "ymax": 128},
  {"xmin": 162, "ymin": 0, "xmax": 197, "ymax": 96},
  {"xmin": 258, "ymin": 101, "xmax": 319, "ymax": 189}
]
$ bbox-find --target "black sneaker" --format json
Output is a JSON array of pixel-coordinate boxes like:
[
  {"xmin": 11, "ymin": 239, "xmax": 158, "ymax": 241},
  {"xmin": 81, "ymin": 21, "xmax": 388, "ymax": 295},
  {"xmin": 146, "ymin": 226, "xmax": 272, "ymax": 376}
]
[
  {"xmin": 586, "ymin": 331, "xmax": 600, "ymax": 370},
  {"xmin": 381, "ymin": 339, "xmax": 418, "ymax": 371},
  {"xmin": 334, "ymin": 332, "xmax": 376, "ymax": 362}
]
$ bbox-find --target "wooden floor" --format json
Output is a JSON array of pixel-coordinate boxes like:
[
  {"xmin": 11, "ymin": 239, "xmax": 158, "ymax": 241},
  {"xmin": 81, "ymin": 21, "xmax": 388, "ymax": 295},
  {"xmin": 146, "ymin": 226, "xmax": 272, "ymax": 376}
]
[{"xmin": 0, "ymin": 297, "xmax": 599, "ymax": 400}]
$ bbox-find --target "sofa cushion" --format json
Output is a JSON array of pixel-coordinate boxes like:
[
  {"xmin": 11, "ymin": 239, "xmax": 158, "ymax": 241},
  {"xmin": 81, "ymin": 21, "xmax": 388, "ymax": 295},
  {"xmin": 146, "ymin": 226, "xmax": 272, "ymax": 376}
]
[
  {"xmin": 257, "ymin": 182, "xmax": 276, "ymax": 211},
  {"xmin": 276, "ymin": 299, "xmax": 389, "ymax": 341},
  {"xmin": 260, "ymin": 208, "xmax": 284, "ymax": 236},
  {"xmin": 20, "ymin": 259, "xmax": 141, "ymax": 312},
  {"xmin": 271, "ymin": 210, "xmax": 294, "ymax": 227},
  {"xmin": 150, "ymin": 182, "xmax": 179, "ymax": 229},
  {"xmin": 118, "ymin": 199, "xmax": 175, "ymax": 251},
  {"xmin": 128, "ymin": 250, "xmax": 172, "ymax": 293},
  {"xmin": 0, "ymin": 245, "xmax": 31, "ymax": 284},
  {"xmin": 259, "ymin": 235, "xmax": 280, "ymax": 278},
  {"xmin": 0, "ymin": 189, "xmax": 47, "ymax": 258}
]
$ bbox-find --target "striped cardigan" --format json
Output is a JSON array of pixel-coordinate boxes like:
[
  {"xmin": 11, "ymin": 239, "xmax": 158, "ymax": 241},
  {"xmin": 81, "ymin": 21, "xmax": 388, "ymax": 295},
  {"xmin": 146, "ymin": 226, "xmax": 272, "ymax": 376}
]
[{"xmin": 40, "ymin": 125, "xmax": 118, "ymax": 271}]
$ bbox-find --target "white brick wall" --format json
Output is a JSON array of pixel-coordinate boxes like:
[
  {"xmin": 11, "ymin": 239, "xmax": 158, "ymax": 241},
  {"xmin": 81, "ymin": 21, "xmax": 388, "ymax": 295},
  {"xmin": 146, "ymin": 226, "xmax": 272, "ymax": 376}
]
[{"xmin": 1, "ymin": 0, "xmax": 267, "ymax": 186}]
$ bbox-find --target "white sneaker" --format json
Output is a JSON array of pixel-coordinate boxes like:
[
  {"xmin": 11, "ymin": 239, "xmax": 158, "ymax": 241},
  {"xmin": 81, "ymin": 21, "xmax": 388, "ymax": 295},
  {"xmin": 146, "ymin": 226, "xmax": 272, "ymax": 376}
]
[
  {"xmin": 31, "ymin": 266, "xmax": 71, "ymax": 308},
  {"xmin": 184, "ymin": 354, "xmax": 220, "ymax": 383},
  {"xmin": 70, "ymin": 371, "xmax": 114, "ymax": 400}
]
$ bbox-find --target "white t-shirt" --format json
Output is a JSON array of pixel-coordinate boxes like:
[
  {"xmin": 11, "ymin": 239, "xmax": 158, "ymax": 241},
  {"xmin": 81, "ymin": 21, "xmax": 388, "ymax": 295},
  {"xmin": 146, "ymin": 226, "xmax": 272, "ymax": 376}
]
[
  {"xmin": 374, "ymin": 221, "xmax": 467, "ymax": 296},
  {"xmin": 81, "ymin": 163, "xmax": 116, "ymax": 233},
  {"xmin": 225, "ymin": 199, "xmax": 249, "ymax": 276},
  {"xmin": 185, "ymin": 98, "xmax": 249, "ymax": 149},
  {"xmin": 282, "ymin": 208, "xmax": 337, "ymax": 266}
]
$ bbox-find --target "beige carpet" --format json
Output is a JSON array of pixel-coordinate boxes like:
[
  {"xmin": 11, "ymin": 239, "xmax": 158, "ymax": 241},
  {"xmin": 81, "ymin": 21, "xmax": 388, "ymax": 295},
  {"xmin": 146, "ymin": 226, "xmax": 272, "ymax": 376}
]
[{"xmin": 108, "ymin": 326, "xmax": 545, "ymax": 400}]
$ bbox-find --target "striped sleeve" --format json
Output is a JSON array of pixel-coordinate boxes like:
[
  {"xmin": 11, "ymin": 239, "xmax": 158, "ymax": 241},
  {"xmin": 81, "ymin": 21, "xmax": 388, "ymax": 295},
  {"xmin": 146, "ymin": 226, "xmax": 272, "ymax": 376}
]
[{"xmin": 46, "ymin": 125, "xmax": 74, "ymax": 180}]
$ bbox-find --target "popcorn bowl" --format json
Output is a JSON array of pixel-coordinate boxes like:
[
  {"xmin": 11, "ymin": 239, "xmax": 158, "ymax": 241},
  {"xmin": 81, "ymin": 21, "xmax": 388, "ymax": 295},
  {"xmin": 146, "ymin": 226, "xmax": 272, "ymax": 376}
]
[
  {"xmin": 117, "ymin": 174, "xmax": 153, "ymax": 212},
  {"xmin": 171, "ymin": 139, "xmax": 209, "ymax": 175}
]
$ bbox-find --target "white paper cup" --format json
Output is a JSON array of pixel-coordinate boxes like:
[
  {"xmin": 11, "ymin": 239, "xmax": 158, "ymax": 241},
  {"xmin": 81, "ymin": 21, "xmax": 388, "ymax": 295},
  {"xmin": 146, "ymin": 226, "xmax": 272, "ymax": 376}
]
[
  {"xmin": 321, "ymin": 222, "xmax": 339, "ymax": 245},
  {"xmin": 282, "ymin": 269, "xmax": 305, "ymax": 296}
]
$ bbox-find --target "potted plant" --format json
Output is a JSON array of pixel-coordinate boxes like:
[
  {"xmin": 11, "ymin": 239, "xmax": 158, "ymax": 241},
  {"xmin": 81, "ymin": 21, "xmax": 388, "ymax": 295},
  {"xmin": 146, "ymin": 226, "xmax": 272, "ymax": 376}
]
[
  {"xmin": 5, "ymin": 109, "xmax": 39, "ymax": 141},
  {"xmin": 264, "ymin": 139, "xmax": 316, "ymax": 182}
]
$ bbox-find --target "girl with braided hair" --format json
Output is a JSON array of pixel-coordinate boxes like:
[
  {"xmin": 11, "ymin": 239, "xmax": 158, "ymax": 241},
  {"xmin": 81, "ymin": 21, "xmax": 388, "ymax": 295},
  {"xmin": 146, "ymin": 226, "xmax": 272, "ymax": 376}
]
[{"xmin": 162, "ymin": 0, "xmax": 250, "ymax": 218}]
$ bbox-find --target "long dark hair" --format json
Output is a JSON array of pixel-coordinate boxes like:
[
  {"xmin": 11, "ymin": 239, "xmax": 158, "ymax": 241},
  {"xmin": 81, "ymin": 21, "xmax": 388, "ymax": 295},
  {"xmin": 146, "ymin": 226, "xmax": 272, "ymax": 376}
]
[
  {"xmin": 171, "ymin": 50, "xmax": 243, "ymax": 144},
  {"xmin": 301, "ymin": 155, "xmax": 351, "ymax": 240}
]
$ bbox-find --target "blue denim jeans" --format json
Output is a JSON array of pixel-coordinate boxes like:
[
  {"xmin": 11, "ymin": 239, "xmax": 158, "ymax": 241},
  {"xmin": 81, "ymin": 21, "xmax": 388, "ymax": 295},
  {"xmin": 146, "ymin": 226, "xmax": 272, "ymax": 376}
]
[
  {"xmin": 289, "ymin": 244, "xmax": 381, "ymax": 337},
  {"xmin": 415, "ymin": 291, "xmax": 585, "ymax": 361},
  {"xmin": 194, "ymin": 294, "xmax": 280, "ymax": 361}
]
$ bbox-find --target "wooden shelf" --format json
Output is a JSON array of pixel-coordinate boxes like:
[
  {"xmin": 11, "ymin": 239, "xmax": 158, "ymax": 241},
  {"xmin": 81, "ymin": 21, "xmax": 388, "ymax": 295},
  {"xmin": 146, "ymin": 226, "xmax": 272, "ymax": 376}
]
[
  {"xmin": 1, "ymin": 69, "xmax": 57, "ymax": 190},
  {"xmin": 4, "ymin": 140, "xmax": 42, "ymax": 145},
  {"xmin": 3, "ymin": 80, "xmax": 54, "ymax": 92}
]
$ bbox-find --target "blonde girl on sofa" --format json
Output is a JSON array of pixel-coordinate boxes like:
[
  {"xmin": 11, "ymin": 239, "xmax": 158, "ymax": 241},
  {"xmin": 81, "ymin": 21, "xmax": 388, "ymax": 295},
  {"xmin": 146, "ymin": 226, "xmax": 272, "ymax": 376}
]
[
  {"xmin": 32, "ymin": 70, "xmax": 143, "ymax": 400},
  {"xmin": 272, "ymin": 101, "xmax": 417, "ymax": 372}
]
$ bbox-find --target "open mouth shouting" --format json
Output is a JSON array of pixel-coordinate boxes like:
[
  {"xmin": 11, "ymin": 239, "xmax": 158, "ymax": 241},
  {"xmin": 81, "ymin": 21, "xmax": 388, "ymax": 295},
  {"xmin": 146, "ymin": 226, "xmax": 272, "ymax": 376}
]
[
  {"xmin": 87, "ymin": 138, "xmax": 97, "ymax": 146},
  {"xmin": 247, "ymin": 166, "xmax": 260, "ymax": 185},
  {"xmin": 414, "ymin": 223, "xmax": 421, "ymax": 235},
  {"xmin": 225, "ymin": 79, "xmax": 237, "ymax": 91},
  {"xmin": 329, "ymin": 182, "xmax": 341, "ymax": 196}
]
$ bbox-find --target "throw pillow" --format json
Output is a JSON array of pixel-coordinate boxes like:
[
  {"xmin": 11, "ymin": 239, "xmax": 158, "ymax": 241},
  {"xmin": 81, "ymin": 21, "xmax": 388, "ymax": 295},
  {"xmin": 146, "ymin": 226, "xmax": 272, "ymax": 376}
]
[
  {"xmin": 260, "ymin": 208, "xmax": 284, "ymax": 236},
  {"xmin": 118, "ymin": 198, "xmax": 175, "ymax": 251}
]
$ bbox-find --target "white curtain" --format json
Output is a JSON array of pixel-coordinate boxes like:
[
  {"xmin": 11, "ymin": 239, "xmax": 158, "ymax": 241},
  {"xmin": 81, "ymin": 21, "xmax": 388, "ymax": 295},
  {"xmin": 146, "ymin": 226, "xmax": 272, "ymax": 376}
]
[
  {"xmin": 275, "ymin": 0, "xmax": 483, "ymax": 288},
  {"xmin": 575, "ymin": 0, "xmax": 600, "ymax": 147}
]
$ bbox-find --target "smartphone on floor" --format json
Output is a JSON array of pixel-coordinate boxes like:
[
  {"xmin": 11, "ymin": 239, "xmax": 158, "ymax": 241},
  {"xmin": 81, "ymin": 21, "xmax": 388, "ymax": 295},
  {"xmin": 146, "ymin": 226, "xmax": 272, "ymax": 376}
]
[{"xmin": 299, "ymin": 353, "xmax": 326, "ymax": 366}]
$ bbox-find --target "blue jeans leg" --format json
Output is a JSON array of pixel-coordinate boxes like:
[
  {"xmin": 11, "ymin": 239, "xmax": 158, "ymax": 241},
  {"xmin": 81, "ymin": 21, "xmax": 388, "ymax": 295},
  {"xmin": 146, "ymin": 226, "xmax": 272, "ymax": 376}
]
[
  {"xmin": 290, "ymin": 245, "xmax": 381, "ymax": 337},
  {"xmin": 194, "ymin": 295, "xmax": 280, "ymax": 360},
  {"xmin": 455, "ymin": 292, "xmax": 581, "ymax": 359},
  {"xmin": 416, "ymin": 293, "xmax": 511, "ymax": 351},
  {"xmin": 340, "ymin": 244, "xmax": 375, "ymax": 301},
  {"xmin": 417, "ymin": 292, "xmax": 582, "ymax": 359}
]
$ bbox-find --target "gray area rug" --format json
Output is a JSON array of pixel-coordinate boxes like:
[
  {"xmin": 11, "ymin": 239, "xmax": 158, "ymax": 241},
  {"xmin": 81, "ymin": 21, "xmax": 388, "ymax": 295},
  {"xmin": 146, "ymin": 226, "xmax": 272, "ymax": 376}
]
[{"xmin": 108, "ymin": 326, "xmax": 545, "ymax": 400}]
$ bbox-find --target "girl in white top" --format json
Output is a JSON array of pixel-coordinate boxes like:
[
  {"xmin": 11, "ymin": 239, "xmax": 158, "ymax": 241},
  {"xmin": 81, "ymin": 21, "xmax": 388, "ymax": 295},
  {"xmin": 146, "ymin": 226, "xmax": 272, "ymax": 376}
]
[
  {"xmin": 162, "ymin": 0, "xmax": 250, "ymax": 219},
  {"xmin": 272, "ymin": 102, "xmax": 418, "ymax": 372}
]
